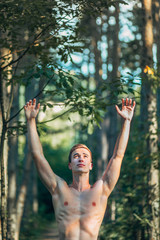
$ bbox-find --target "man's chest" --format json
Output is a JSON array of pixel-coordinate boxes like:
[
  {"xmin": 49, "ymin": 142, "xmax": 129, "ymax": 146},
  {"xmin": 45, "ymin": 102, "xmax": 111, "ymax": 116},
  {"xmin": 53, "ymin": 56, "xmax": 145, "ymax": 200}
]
[
  {"xmin": 51, "ymin": 180, "xmax": 108, "ymax": 238},
  {"xmin": 52, "ymin": 180, "xmax": 108, "ymax": 221}
]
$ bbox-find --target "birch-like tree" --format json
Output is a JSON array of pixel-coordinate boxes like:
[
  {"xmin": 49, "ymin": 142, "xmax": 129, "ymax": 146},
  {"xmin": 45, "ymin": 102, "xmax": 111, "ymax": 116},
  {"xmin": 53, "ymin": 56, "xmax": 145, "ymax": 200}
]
[{"xmin": 141, "ymin": 0, "xmax": 159, "ymax": 238}]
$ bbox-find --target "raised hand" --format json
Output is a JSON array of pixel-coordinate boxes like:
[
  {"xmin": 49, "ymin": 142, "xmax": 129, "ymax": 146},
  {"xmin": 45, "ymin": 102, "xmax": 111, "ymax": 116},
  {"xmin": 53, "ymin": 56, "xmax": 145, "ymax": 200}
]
[
  {"xmin": 24, "ymin": 98, "xmax": 40, "ymax": 121},
  {"xmin": 115, "ymin": 98, "xmax": 136, "ymax": 121}
]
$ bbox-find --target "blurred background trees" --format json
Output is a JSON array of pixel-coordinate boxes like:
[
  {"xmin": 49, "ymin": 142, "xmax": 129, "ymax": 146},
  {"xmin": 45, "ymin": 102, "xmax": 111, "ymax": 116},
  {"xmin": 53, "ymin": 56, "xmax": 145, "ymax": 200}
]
[{"xmin": 0, "ymin": 0, "xmax": 159, "ymax": 239}]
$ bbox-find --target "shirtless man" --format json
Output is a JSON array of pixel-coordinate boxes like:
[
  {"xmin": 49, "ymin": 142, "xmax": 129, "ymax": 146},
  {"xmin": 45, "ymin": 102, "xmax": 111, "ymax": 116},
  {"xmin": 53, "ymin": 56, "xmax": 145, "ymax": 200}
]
[{"xmin": 24, "ymin": 98, "xmax": 135, "ymax": 240}]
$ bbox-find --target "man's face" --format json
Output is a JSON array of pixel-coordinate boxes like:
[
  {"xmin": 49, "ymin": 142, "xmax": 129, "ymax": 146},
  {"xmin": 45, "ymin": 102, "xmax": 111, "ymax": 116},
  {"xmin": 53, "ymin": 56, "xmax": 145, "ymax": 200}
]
[{"xmin": 68, "ymin": 148, "xmax": 93, "ymax": 173}]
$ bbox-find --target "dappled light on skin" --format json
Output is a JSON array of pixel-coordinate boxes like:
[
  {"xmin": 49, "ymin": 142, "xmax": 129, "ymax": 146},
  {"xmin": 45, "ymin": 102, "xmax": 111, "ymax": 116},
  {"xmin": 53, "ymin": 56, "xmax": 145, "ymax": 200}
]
[{"xmin": 144, "ymin": 65, "xmax": 154, "ymax": 75}]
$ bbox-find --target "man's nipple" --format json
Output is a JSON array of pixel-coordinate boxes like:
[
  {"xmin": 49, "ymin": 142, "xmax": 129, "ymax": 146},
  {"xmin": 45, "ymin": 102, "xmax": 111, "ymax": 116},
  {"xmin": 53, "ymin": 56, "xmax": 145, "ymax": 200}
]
[{"xmin": 64, "ymin": 201, "xmax": 68, "ymax": 206}]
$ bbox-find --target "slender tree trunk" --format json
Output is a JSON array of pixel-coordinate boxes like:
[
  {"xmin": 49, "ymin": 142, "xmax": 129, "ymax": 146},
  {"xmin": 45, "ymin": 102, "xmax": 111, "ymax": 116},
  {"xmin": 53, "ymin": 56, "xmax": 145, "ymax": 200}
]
[
  {"xmin": 0, "ymin": 123, "xmax": 7, "ymax": 240},
  {"xmin": 104, "ymin": 5, "xmax": 120, "ymax": 223},
  {"xmin": 15, "ymin": 152, "xmax": 32, "ymax": 240},
  {"xmin": 0, "ymin": 73, "xmax": 9, "ymax": 240},
  {"xmin": 154, "ymin": 1, "xmax": 160, "ymax": 237},
  {"xmin": 141, "ymin": 0, "xmax": 159, "ymax": 238},
  {"xmin": 155, "ymin": 9, "xmax": 160, "ymax": 234},
  {"xmin": 147, "ymin": 91, "xmax": 159, "ymax": 239},
  {"xmin": 7, "ymin": 83, "xmax": 19, "ymax": 240},
  {"xmin": 91, "ymin": 17, "xmax": 104, "ymax": 179},
  {"xmin": 0, "ymin": 40, "xmax": 12, "ymax": 240},
  {"xmin": 155, "ymin": 0, "xmax": 160, "ymax": 135},
  {"xmin": 15, "ymin": 68, "xmax": 37, "ymax": 240}
]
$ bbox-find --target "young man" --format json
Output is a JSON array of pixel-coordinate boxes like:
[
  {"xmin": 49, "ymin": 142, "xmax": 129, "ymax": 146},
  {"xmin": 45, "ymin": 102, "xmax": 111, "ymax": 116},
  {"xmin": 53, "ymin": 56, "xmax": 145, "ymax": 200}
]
[{"xmin": 24, "ymin": 98, "xmax": 135, "ymax": 240}]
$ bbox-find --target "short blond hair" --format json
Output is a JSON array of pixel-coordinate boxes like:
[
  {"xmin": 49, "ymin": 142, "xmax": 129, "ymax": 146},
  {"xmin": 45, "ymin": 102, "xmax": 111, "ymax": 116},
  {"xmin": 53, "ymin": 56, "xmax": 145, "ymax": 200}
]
[{"xmin": 68, "ymin": 144, "xmax": 92, "ymax": 162}]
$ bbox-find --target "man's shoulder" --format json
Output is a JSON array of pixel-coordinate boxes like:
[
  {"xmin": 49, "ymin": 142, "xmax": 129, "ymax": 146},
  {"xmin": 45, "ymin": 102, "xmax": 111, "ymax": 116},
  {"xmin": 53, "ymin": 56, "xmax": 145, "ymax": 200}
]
[
  {"xmin": 92, "ymin": 179, "xmax": 110, "ymax": 197},
  {"xmin": 91, "ymin": 179, "xmax": 104, "ymax": 191},
  {"xmin": 55, "ymin": 175, "xmax": 69, "ymax": 188}
]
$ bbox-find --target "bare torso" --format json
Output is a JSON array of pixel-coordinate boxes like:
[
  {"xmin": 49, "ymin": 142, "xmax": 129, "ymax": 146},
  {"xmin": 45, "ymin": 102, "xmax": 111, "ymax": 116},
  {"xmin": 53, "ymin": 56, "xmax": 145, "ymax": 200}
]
[{"xmin": 52, "ymin": 179, "xmax": 108, "ymax": 240}]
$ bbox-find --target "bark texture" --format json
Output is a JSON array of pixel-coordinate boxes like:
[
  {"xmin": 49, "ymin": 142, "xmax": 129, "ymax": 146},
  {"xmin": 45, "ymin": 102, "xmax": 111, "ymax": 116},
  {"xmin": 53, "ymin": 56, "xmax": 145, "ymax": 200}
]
[{"xmin": 141, "ymin": 0, "xmax": 159, "ymax": 238}]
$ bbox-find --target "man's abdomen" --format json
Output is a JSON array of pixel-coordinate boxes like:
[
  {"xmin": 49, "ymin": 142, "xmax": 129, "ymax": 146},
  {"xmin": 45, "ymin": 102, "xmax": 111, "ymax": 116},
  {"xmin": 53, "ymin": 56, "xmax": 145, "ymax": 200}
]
[{"xmin": 57, "ymin": 213, "xmax": 102, "ymax": 240}]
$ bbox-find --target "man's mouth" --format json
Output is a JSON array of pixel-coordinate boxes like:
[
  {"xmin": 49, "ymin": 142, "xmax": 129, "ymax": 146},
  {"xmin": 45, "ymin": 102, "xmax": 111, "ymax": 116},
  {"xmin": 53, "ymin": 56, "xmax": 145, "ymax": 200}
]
[{"xmin": 77, "ymin": 164, "xmax": 85, "ymax": 167}]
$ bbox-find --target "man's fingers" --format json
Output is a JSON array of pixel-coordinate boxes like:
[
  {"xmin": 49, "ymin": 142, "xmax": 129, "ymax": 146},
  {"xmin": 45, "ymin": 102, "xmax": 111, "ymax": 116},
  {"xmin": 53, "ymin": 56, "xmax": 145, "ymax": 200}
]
[
  {"xmin": 33, "ymin": 98, "xmax": 36, "ymax": 106},
  {"xmin": 31, "ymin": 99, "xmax": 36, "ymax": 109},
  {"xmin": 129, "ymin": 99, "xmax": 132, "ymax": 106},
  {"xmin": 126, "ymin": 98, "xmax": 129, "ymax": 106},
  {"xmin": 132, "ymin": 100, "xmax": 136, "ymax": 109},
  {"xmin": 122, "ymin": 98, "xmax": 125, "ymax": 108},
  {"xmin": 115, "ymin": 105, "xmax": 121, "ymax": 114},
  {"xmin": 124, "ymin": 98, "xmax": 136, "ymax": 108},
  {"xmin": 25, "ymin": 99, "xmax": 40, "ymax": 111},
  {"xmin": 36, "ymin": 103, "xmax": 40, "ymax": 110}
]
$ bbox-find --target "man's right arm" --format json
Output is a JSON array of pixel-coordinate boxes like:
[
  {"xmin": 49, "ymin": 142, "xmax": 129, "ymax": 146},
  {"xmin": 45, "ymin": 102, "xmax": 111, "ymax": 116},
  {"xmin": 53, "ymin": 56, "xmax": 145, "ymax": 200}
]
[{"xmin": 25, "ymin": 99, "xmax": 57, "ymax": 195}]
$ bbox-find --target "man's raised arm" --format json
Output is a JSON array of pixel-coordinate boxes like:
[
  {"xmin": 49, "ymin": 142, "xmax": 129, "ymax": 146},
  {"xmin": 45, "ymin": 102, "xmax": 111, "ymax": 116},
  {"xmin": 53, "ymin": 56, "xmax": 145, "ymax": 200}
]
[
  {"xmin": 24, "ymin": 99, "xmax": 57, "ymax": 194},
  {"xmin": 102, "ymin": 98, "xmax": 135, "ymax": 196}
]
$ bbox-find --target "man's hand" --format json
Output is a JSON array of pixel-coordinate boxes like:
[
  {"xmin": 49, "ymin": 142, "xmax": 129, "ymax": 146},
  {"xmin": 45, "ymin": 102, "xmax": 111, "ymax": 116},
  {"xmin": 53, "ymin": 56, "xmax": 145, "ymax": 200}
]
[
  {"xmin": 115, "ymin": 98, "xmax": 135, "ymax": 121},
  {"xmin": 24, "ymin": 98, "xmax": 40, "ymax": 121}
]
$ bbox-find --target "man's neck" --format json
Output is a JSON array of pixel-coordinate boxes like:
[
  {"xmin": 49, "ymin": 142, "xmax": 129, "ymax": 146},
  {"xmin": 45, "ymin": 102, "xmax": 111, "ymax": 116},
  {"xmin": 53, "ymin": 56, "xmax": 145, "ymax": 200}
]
[{"xmin": 71, "ymin": 172, "xmax": 90, "ymax": 192}]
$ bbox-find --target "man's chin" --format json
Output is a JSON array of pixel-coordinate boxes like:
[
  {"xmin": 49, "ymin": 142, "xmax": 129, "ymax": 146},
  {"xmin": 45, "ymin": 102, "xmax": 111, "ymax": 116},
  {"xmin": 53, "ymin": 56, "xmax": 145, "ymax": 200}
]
[{"xmin": 73, "ymin": 169, "xmax": 89, "ymax": 174}]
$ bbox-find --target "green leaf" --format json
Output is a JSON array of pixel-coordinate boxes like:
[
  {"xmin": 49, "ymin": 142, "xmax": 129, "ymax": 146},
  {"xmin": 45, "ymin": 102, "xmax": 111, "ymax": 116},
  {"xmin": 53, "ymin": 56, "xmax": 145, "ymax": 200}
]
[
  {"xmin": 47, "ymin": 103, "xmax": 53, "ymax": 108},
  {"xmin": 87, "ymin": 121, "xmax": 94, "ymax": 135},
  {"xmin": 43, "ymin": 104, "xmax": 46, "ymax": 112}
]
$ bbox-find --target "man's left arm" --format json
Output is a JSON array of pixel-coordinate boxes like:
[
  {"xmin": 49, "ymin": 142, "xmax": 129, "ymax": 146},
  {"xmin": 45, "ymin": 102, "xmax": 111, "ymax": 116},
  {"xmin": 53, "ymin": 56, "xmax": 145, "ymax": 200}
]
[{"xmin": 102, "ymin": 98, "xmax": 135, "ymax": 196}]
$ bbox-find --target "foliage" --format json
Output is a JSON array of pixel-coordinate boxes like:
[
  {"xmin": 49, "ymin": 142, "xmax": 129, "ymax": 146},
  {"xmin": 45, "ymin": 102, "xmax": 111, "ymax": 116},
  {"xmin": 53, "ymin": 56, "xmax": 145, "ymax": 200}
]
[
  {"xmin": 0, "ymin": 0, "xmax": 130, "ymax": 133},
  {"xmin": 0, "ymin": 0, "xmax": 127, "ymax": 70},
  {"xmin": 7, "ymin": 68, "xmax": 139, "ymax": 137}
]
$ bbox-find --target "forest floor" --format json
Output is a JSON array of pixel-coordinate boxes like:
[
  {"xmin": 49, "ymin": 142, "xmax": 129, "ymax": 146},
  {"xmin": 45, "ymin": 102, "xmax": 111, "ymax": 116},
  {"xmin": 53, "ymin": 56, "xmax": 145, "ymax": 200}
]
[{"xmin": 38, "ymin": 221, "xmax": 59, "ymax": 240}]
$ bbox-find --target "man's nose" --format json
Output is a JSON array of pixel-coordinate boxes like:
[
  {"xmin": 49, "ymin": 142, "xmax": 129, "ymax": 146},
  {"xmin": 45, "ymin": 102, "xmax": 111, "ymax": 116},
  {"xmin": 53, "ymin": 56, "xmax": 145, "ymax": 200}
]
[{"xmin": 78, "ymin": 157, "xmax": 84, "ymax": 162}]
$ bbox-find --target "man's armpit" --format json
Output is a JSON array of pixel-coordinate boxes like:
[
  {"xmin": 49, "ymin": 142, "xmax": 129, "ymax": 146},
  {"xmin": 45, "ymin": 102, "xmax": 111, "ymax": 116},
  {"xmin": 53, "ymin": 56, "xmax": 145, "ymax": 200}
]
[
  {"xmin": 51, "ymin": 175, "xmax": 68, "ymax": 195},
  {"xmin": 102, "ymin": 179, "xmax": 111, "ymax": 197}
]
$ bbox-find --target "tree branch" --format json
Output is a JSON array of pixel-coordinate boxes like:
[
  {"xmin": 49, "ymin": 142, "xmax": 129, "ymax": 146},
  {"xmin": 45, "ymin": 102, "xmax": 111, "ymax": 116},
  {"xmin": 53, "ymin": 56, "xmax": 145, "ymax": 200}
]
[
  {"xmin": 38, "ymin": 107, "xmax": 75, "ymax": 124},
  {"xmin": 6, "ymin": 74, "xmax": 54, "ymax": 124},
  {"xmin": 7, "ymin": 107, "xmax": 76, "ymax": 134},
  {"xmin": 1, "ymin": 24, "xmax": 52, "ymax": 71}
]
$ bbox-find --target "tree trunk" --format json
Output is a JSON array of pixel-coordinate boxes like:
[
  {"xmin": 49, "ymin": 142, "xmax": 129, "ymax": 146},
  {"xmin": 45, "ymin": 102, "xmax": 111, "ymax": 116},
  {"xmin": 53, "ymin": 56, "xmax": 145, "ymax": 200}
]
[
  {"xmin": 15, "ymin": 69, "xmax": 37, "ymax": 240},
  {"xmin": 7, "ymin": 82, "xmax": 19, "ymax": 240},
  {"xmin": 15, "ymin": 151, "xmax": 32, "ymax": 240},
  {"xmin": 154, "ymin": 1, "xmax": 160, "ymax": 238},
  {"xmin": 0, "ymin": 124, "xmax": 8, "ymax": 240},
  {"xmin": 91, "ymin": 17, "xmax": 104, "ymax": 179},
  {"xmin": 104, "ymin": 5, "xmax": 120, "ymax": 222},
  {"xmin": 154, "ymin": 0, "xmax": 160, "ymax": 136},
  {"xmin": 141, "ymin": 0, "xmax": 159, "ymax": 238},
  {"xmin": 0, "ymin": 40, "xmax": 12, "ymax": 240}
]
